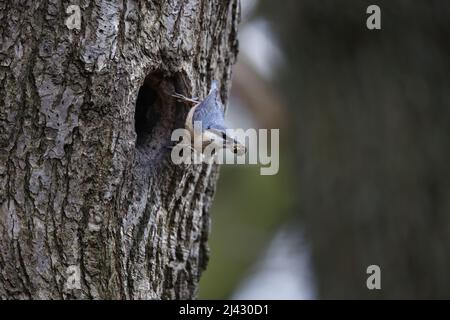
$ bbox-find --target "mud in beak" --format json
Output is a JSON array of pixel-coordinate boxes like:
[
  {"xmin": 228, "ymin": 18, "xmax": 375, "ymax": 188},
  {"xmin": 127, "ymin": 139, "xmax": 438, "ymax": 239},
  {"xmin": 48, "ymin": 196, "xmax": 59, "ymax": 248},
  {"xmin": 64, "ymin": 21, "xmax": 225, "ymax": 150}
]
[{"xmin": 232, "ymin": 140, "xmax": 246, "ymax": 155}]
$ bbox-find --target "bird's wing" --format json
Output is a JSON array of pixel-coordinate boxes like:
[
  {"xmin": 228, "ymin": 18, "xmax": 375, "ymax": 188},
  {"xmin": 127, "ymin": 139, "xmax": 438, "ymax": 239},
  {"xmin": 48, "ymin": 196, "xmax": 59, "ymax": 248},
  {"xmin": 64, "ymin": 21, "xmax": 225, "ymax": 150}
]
[{"xmin": 192, "ymin": 87, "xmax": 226, "ymax": 130}]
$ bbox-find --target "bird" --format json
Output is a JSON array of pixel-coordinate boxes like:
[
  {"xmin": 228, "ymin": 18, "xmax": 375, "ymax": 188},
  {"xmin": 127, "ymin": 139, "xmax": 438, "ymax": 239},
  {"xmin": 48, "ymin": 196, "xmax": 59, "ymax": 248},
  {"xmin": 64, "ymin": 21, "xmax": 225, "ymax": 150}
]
[{"xmin": 172, "ymin": 81, "xmax": 246, "ymax": 156}]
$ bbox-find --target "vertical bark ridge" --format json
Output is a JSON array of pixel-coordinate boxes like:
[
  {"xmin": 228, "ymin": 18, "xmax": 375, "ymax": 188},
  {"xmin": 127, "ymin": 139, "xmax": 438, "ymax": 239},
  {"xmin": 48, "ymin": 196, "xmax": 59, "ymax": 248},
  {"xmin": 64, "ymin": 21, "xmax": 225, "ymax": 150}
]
[{"xmin": 0, "ymin": 0, "xmax": 240, "ymax": 299}]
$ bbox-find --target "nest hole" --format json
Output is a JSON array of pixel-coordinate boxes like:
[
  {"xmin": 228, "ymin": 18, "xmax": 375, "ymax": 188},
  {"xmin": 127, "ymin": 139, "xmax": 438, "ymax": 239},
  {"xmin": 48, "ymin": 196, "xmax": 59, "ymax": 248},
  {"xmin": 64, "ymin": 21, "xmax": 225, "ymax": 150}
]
[{"xmin": 134, "ymin": 72, "xmax": 190, "ymax": 161}]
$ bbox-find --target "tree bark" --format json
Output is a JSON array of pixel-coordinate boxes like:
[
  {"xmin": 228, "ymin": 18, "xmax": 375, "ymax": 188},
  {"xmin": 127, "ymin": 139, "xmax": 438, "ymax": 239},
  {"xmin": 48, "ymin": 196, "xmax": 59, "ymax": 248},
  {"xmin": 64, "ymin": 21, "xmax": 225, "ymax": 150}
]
[{"xmin": 0, "ymin": 0, "xmax": 240, "ymax": 299}]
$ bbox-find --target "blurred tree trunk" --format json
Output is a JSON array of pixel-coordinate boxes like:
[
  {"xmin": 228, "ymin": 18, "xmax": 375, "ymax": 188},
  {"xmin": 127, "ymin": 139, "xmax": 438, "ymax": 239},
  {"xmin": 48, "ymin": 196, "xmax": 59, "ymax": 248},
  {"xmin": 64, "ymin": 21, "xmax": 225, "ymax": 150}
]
[
  {"xmin": 260, "ymin": 0, "xmax": 450, "ymax": 298},
  {"xmin": 0, "ymin": 0, "xmax": 239, "ymax": 299}
]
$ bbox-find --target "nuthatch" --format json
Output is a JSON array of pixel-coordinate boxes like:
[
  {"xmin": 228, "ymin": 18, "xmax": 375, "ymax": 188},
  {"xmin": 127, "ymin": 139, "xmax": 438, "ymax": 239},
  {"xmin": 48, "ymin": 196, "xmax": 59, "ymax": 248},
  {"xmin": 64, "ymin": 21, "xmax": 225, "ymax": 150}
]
[{"xmin": 172, "ymin": 81, "xmax": 246, "ymax": 155}]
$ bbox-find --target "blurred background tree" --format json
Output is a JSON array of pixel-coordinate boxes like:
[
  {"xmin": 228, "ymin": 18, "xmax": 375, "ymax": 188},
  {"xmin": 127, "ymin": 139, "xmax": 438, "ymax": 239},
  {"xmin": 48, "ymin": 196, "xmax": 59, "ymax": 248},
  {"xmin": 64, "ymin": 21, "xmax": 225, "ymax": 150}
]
[{"xmin": 200, "ymin": 0, "xmax": 450, "ymax": 299}]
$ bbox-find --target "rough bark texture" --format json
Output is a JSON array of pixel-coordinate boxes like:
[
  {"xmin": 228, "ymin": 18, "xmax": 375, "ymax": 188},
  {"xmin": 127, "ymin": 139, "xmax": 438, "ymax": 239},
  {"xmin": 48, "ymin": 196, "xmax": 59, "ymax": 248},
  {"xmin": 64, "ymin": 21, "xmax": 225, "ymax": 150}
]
[{"xmin": 0, "ymin": 0, "xmax": 240, "ymax": 299}]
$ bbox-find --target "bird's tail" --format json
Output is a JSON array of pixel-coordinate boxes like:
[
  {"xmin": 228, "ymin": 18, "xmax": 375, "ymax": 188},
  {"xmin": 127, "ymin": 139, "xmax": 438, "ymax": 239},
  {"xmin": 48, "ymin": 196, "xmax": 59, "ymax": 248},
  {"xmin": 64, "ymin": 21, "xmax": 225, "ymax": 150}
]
[{"xmin": 210, "ymin": 80, "xmax": 218, "ymax": 93}]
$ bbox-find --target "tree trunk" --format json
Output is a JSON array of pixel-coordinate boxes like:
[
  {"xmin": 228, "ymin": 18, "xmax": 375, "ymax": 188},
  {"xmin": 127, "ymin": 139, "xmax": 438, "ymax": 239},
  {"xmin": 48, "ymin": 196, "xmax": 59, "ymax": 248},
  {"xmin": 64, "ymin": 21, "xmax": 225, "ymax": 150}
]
[{"xmin": 0, "ymin": 0, "xmax": 240, "ymax": 299}]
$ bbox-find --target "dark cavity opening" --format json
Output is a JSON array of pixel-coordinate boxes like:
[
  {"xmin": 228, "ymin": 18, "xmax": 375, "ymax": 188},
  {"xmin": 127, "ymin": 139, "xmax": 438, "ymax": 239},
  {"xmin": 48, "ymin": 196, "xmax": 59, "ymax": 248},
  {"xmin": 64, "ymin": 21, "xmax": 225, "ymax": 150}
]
[
  {"xmin": 135, "ymin": 79, "xmax": 160, "ymax": 146},
  {"xmin": 134, "ymin": 72, "xmax": 191, "ymax": 163}
]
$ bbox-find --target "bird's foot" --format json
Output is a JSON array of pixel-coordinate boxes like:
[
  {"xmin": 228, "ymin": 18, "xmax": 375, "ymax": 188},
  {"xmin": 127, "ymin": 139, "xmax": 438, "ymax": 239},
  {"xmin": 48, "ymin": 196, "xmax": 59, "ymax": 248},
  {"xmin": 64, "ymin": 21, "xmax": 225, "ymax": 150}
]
[{"xmin": 171, "ymin": 92, "xmax": 199, "ymax": 106}]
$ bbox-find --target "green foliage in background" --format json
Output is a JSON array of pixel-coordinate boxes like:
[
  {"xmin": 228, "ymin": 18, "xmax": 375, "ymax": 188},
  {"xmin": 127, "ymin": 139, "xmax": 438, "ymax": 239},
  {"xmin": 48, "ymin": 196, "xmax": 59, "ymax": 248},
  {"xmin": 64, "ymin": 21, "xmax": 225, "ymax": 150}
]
[{"xmin": 199, "ymin": 152, "xmax": 293, "ymax": 299}]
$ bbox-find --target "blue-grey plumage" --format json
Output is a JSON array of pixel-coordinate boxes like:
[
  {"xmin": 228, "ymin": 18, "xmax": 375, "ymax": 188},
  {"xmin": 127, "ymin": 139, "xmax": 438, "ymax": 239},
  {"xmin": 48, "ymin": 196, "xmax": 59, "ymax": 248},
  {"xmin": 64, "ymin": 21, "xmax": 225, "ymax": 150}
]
[
  {"xmin": 191, "ymin": 80, "xmax": 227, "ymax": 133},
  {"xmin": 176, "ymin": 80, "xmax": 246, "ymax": 155},
  {"xmin": 186, "ymin": 80, "xmax": 226, "ymax": 134}
]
